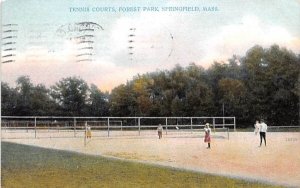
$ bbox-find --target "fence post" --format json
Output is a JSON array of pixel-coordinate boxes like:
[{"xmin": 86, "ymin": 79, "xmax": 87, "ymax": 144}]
[
  {"xmin": 191, "ymin": 118, "xmax": 193, "ymax": 133},
  {"xmin": 234, "ymin": 117, "xmax": 236, "ymax": 132},
  {"xmin": 138, "ymin": 118, "xmax": 141, "ymax": 136},
  {"xmin": 34, "ymin": 117, "xmax": 37, "ymax": 138},
  {"xmin": 211, "ymin": 117, "xmax": 216, "ymax": 133},
  {"xmin": 108, "ymin": 118, "xmax": 110, "ymax": 137}
]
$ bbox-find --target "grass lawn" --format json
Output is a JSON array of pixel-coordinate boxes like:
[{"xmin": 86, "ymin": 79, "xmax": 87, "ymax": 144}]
[{"xmin": 1, "ymin": 142, "xmax": 281, "ymax": 188}]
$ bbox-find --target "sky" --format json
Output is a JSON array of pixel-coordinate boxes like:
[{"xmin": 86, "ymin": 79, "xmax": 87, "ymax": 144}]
[{"xmin": 1, "ymin": 0, "xmax": 300, "ymax": 91}]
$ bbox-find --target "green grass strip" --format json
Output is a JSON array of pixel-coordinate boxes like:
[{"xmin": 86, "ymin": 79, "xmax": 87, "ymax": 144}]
[{"xmin": 1, "ymin": 142, "xmax": 281, "ymax": 188}]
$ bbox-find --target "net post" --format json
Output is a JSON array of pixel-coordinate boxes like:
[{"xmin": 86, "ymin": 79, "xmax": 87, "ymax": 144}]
[
  {"xmin": 138, "ymin": 118, "xmax": 141, "ymax": 136},
  {"xmin": 121, "ymin": 121, "xmax": 123, "ymax": 131},
  {"xmin": 213, "ymin": 118, "xmax": 216, "ymax": 132},
  {"xmin": 73, "ymin": 118, "xmax": 76, "ymax": 137},
  {"xmin": 165, "ymin": 118, "xmax": 168, "ymax": 135},
  {"xmin": 222, "ymin": 103, "xmax": 225, "ymax": 128},
  {"xmin": 108, "ymin": 118, "xmax": 110, "ymax": 137},
  {"xmin": 227, "ymin": 127, "xmax": 229, "ymax": 140},
  {"xmin": 34, "ymin": 117, "xmax": 37, "ymax": 138},
  {"xmin": 84, "ymin": 121, "xmax": 87, "ymax": 147},
  {"xmin": 57, "ymin": 120, "xmax": 59, "ymax": 133}
]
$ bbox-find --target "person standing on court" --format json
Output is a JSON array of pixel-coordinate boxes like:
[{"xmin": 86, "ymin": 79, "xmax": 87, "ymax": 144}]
[
  {"xmin": 86, "ymin": 125, "xmax": 92, "ymax": 139},
  {"xmin": 204, "ymin": 123, "xmax": 211, "ymax": 149},
  {"xmin": 157, "ymin": 124, "xmax": 163, "ymax": 139},
  {"xmin": 85, "ymin": 122, "xmax": 92, "ymax": 139},
  {"xmin": 259, "ymin": 119, "xmax": 268, "ymax": 147},
  {"xmin": 254, "ymin": 120, "xmax": 260, "ymax": 135}
]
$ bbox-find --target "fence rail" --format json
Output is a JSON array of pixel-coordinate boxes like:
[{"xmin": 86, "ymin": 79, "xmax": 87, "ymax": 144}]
[{"xmin": 1, "ymin": 116, "xmax": 235, "ymax": 139}]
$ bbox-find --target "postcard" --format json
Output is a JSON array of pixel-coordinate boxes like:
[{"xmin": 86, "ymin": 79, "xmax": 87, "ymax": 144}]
[{"xmin": 1, "ymin": 0, "xmax": 300, "ymax": 187}]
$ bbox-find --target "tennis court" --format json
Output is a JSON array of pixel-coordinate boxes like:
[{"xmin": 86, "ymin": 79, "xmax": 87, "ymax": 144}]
[{"xmin": 2, "ymin": 130, "xmax": 300, "ymax": 187}]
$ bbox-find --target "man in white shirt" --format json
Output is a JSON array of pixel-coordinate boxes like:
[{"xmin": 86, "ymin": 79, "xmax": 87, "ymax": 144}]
[{"xmin": 259, "ymin": 120, "xmax": 268, "ymax": 147}]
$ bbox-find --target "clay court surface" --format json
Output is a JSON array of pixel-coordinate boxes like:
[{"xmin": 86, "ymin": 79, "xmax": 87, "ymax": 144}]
[{"xmin": 2, "ymin": 131, "xmax": 300, "ymax": 187}]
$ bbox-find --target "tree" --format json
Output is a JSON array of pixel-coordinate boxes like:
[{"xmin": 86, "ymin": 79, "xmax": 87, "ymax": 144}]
[
  {"xmin": 185, "ymin": 63, "xmax": 214, "ymax": 116},
  {"xmin": 147, "ymin": 71, "xmax": 170, "ymax": 116},
  {"xmin": 243, "ymin": 45, "xmax": 300, "ymax": 126},
  {"xmin": 132, "ymin": 75, "xmax": 154, "ymax": 116},
  {"xmin": 2, "ymin": 77, "xmax": 57, "ymax": 116},
  {"xmin": 15, "ymin": 76, "xmax": 34, "ymax": 115},
  {"xmin": 218, "ymin": 78, "xmax": 248, "ymax": 120},
  {"xmin": 50, "ymin": 77, "xmax": 89, "ymax": 116},
  {"xmin": 109, "ymin": 84, "xmax": 137, "ymax": 116},
  {"xmin": 31, "ymin": 84, "xmax": 57, "ymax": 115},
  {"xmin": 88, "ymin": 84, "xmax": 109, "ymax": 116},
  {"xmin": 1, "ymin": 82, "xmax": 18, "ymax": 116}
]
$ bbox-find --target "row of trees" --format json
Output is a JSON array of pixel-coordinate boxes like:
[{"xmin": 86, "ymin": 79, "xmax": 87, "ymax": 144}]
[
  {"xmin": 1, "ymin": 76, "xmax": 110, "ymax": 117},
  {"xmin": 1, "ymin": 45, "xmax": 299, "ymax": 127}
]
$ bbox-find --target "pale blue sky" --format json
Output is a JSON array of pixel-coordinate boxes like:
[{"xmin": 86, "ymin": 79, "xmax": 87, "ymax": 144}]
[{"xmin": 2, "ymin": 0, "xmax": 300, "ymax": 91}]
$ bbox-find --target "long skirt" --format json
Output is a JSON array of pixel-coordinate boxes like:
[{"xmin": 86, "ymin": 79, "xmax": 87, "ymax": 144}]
[
  {"xmin": 86, "ymin": 130, "xmax": 92, "ymax": 138},
  {"xmin": 204, "ymin": 134, "xmax": 211, "ymax": 143},
  {"xmin": 158, "ymin": 131, "xmax": 162, "ymax": 138}
]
